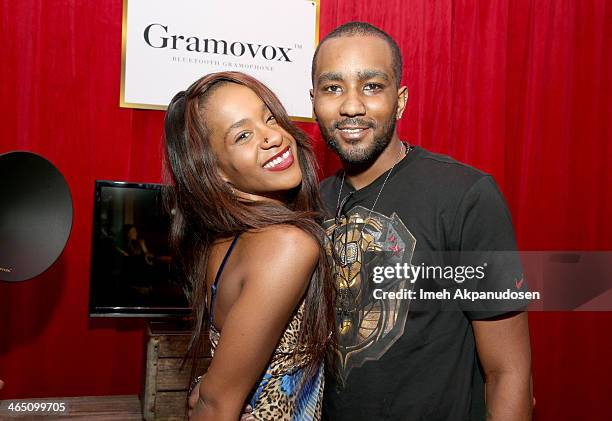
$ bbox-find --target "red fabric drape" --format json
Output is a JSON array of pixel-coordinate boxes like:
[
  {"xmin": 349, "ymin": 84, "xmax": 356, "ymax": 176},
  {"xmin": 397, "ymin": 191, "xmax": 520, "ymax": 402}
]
[{"xmin": 1, "ymin": 1, "xmax": 610, "ymax": 419}]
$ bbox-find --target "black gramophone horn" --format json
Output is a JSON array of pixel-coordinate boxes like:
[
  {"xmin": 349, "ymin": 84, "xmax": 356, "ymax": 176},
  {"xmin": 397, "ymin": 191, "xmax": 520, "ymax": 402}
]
[{"xmin": 0, "ymin": 151, "xmax": 73, "ymax": 282}]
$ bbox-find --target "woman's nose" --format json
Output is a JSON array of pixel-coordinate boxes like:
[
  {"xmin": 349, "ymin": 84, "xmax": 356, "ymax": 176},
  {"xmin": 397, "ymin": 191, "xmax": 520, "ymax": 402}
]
[{"xmin": 260, "ymin": 127, "xmax": 283, "ymax": 148}]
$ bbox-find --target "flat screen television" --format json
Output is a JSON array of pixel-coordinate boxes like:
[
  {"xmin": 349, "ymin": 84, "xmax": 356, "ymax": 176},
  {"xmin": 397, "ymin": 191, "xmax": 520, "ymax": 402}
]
[{"xmin": 89, "ymin": 180, "xmax": 190, "ymax": 317}]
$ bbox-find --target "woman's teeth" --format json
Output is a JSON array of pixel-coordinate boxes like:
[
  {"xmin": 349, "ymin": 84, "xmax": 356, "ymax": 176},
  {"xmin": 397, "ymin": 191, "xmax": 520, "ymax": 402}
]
[{"xmin": 263, "ymin": 149, "xmax": 291, "ymax": 169}]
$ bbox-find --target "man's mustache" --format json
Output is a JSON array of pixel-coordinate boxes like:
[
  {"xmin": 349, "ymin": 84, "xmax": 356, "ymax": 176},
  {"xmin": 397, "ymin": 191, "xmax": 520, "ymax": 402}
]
[{"xmin": 332, "ymin": 118, "xmax": 376, "ymax": 130}]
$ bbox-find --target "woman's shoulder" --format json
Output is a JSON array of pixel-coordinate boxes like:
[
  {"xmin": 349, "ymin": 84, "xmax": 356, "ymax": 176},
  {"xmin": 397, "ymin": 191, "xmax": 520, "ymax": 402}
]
[
  {"xmin": 241, "ymin": 225, "xmax": 319, "ymax": 262},
  {"xmin": 231, "ymin": 225, "xmax": 319, "ymax": 294},
  {"xmin": 243, "ymin": 224, "xmax": 316, "ymax": 243}
]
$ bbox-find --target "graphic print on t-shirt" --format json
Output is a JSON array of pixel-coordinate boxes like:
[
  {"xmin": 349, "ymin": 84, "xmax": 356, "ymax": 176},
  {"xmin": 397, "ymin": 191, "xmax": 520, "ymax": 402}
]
[{"xmin": 324, "ymin": 205, "xmax": 416, "ymax": 382}]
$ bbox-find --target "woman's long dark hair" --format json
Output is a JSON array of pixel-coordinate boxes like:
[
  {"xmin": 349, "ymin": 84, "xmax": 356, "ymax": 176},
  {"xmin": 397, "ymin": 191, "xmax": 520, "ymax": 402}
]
[{"xmin": 163, "ymin": 71, "xmax": 336, "ymax": 383}]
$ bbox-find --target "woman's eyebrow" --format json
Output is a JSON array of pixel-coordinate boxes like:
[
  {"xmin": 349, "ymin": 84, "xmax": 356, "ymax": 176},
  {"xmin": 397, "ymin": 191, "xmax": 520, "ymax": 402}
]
[{"xmin": 224, "ymin": 118, "xmax": 249, "ymax": 139}]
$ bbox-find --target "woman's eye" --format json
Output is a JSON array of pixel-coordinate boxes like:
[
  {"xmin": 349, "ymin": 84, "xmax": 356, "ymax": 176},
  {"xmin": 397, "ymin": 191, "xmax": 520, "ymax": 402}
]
[
  {"xmin": 235, "ymin": 132, "xmax": 251, "ymax": 143},
  {"xmin": 266, "ymin": 114, "xmax": 277, "ymax": 124}
]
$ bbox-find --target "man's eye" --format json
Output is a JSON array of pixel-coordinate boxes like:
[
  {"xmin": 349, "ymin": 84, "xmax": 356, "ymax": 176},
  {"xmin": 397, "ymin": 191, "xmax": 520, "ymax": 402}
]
[
  {"xmin": 324, "ymin": 85, "xmax": 342, "ymax": 93},
  {"xmin": 364, "ymin": 83, "xmax": 383, "ymax": 92}
]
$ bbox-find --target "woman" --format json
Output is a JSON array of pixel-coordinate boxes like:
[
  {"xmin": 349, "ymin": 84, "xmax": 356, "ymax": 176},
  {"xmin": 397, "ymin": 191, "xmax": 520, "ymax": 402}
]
[{"xmin": 163, "ymin": 71, "xmax": 336, "ymax": 421}]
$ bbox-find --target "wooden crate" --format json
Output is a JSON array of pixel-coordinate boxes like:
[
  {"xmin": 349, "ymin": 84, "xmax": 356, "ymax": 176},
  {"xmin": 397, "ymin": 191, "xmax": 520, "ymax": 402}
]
[{"xmin": 142, "ymin": 323, "xmax": 211, "ymax": 421}]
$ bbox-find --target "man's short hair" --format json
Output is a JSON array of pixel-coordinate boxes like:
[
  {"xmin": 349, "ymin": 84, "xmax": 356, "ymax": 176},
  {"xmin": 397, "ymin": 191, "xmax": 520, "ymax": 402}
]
[{"xmin": 311, "ymin": 22, "xmax": 403, "ymax": 88}]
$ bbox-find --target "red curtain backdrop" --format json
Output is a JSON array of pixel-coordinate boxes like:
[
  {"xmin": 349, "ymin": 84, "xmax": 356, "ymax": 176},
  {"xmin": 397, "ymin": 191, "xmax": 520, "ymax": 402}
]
[{"xmin": 1, "ymin": 1, "xmax": 610, "ymax": 419}]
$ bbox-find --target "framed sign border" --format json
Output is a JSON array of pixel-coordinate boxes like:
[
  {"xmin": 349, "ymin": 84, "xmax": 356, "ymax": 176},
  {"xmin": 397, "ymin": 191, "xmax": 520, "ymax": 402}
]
[{"xmin": 119, "ymin": 0, "xmax": 320, "ymax": 122}]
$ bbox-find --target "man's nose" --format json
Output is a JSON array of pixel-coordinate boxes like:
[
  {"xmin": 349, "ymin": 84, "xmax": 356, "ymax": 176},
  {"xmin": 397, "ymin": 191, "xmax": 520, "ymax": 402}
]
[{"xmin": 339, "ymin": 90, "xmax": 366, "ymax": 117}]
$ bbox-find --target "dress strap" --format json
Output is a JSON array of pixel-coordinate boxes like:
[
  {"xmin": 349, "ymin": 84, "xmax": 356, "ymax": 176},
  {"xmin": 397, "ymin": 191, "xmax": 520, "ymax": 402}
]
[{"xmin": 209, "ymin": 234, "xmax": 241, "ymax": 324}]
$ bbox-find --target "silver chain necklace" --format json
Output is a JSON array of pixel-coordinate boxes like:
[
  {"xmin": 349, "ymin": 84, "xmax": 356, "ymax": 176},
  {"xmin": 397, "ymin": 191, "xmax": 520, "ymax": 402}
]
[
  {"xmin": 335, "ymin": 141, "xmax": 409, "ymax": 224},
  {"xmin": 332, "ymin": 141, "xmax": 411, "ymax": 326}
]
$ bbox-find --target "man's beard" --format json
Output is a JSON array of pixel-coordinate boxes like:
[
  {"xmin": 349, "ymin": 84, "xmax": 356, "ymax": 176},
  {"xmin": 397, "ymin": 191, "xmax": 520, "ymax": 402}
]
[{"xmin": 318, "ymin": 111, "xmax": 398, "ymax": 168}]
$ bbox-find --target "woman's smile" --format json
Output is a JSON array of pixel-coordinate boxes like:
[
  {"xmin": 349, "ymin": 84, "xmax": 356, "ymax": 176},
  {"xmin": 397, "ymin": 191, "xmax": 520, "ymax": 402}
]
[{"xmin": 262, "ymin": 146, "xmax": 294, "ymax": 171}]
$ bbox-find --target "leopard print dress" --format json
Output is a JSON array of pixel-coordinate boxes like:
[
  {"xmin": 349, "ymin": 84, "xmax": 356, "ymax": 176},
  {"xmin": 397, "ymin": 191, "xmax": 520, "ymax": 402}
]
[{"xmin": 209, "ymin": 235, "xmax": 324, "ymax": 420}]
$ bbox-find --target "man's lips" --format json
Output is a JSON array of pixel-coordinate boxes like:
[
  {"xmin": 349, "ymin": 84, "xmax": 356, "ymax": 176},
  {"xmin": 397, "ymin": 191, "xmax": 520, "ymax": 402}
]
[
  {"xmin": 336, "ymin": 126, "xmax": 372, "ymax": 140},
  {"xmin": 337, "ymin": 125, "xmax": 370, "ymax": 130},
  {"xmin": 262, "ymin": 146, "xmax": 294, "ymax": 171}
]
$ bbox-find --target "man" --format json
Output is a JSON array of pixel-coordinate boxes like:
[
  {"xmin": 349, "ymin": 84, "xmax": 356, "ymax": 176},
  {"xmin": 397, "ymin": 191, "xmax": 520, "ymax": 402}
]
[{"xmin": 312, "ymin": 22, "xmax": 532, "ymax": 421}]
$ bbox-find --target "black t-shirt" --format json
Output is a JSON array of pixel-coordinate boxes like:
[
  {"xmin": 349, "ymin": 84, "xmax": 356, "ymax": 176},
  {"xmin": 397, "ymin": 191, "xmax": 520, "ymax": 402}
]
[{"xmin": 320, "ymin": 145, "xmax": 524, "ymax": 421}]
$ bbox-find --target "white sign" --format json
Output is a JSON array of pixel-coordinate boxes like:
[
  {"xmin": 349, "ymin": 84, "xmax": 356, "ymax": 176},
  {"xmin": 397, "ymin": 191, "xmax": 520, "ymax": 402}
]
[{"xmin": 120, "ymin": 0, "xmax": 319, "ymax": 120}]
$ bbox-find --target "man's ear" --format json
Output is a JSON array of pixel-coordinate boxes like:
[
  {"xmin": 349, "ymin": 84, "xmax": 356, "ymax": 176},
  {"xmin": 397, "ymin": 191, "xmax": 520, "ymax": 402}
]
[
  {"xmin": 309, "ymin": 89, "xmax": 316, "ymax": 119},
  {"xmin": 396, "ymin": 86, "xmax": 408, "ymax": 119}
]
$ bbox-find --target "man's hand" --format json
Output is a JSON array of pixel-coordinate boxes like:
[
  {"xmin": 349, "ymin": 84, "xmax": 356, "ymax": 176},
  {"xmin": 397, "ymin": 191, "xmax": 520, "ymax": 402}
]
[{"xmin": 187, "ymin": 377, "xmax": 255, "ymax": 421}]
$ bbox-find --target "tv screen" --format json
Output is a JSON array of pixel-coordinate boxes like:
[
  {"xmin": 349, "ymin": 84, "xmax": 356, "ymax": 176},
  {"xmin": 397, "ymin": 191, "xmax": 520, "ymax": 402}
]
[{"xmin": 89, "ymin": 180, "xmax": 190, "ymax": 317}]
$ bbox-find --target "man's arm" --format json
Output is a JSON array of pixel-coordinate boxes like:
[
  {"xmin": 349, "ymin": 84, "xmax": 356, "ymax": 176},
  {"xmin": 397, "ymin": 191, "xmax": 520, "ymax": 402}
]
[
  {"xmin": 472, "ymin": 312, "xmax": 533, "ymax": 421},
  {"xmin": 454, "ymin": 176, "xmax": 533, "ymax": 419}
]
